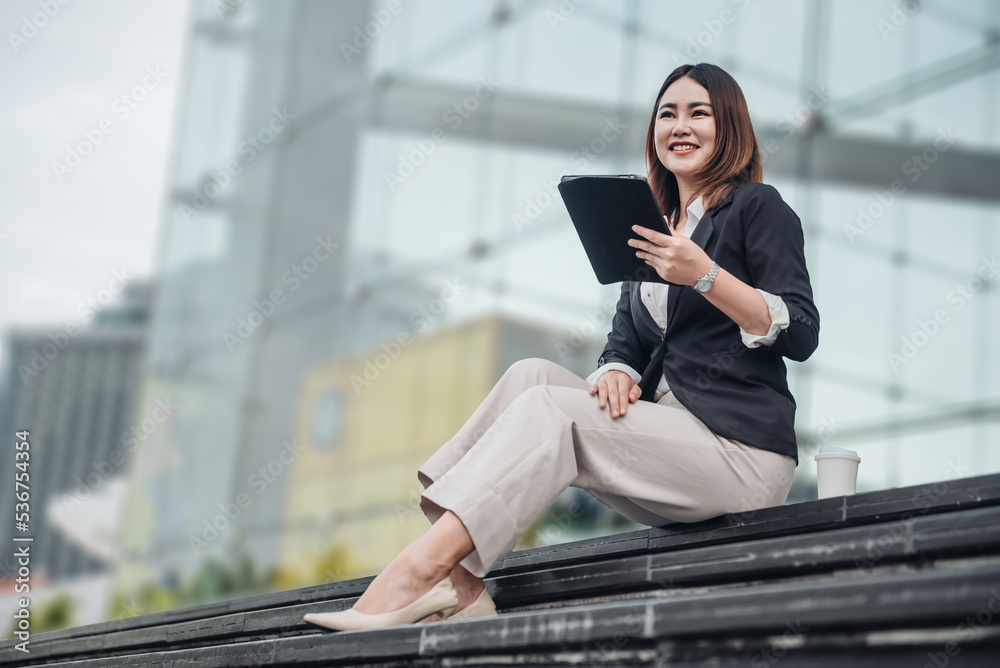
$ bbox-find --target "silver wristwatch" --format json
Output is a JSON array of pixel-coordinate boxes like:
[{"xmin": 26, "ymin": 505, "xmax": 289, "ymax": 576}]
[{"xmin": 693, "ymin": 261, "xmax": 720, "ymax": 293}]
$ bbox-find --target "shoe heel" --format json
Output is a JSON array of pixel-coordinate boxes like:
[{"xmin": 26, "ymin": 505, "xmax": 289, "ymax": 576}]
[{"xmin": 437, "ymin": 603, "xmax": 458, "ymax": 621}]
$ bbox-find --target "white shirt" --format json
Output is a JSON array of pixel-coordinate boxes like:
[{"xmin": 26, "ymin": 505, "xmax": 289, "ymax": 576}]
[{"xmin": 585, "ymin": 196, "xmax": 790, "ymax": 402}]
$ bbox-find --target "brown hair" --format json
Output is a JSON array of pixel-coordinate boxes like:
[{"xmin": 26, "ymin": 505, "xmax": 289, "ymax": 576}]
[{"xmin": 644, "ymin": 63, "xmax": 762, "ymax": 228}]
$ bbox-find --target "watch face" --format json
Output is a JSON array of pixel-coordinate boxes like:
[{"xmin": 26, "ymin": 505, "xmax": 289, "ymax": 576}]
[{"xmin": 695, "ymin": 263, "xmax": 718, "ymax": 292}]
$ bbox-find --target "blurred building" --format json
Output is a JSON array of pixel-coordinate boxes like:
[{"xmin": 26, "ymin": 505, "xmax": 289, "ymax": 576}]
[
  {"xmin": 0, "ymin": 282, "xmax": 151, "ymax": 583},
  {"xmin": 287, "ymin": 315, "xmax": 597, "ymax": 583},
  {"xmin": 115, "ymin": 0, "xmax": 999, "ymax": 602}
]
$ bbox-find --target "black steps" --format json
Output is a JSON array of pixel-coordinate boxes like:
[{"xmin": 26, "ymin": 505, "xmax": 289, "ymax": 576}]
[{"xmin": 3, "ymin": 473, "xmax": 999, "ymax": 666}]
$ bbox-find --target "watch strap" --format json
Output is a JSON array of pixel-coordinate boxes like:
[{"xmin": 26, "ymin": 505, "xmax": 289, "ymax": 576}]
[{"xmin": 695, "ymin": 261, "xmax": 720, "ymax": 292}]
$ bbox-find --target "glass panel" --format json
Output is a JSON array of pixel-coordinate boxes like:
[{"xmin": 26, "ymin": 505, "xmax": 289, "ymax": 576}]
[
  {"xmin": 902, "ymin": 195, "xmax": 986, "ymax": 273},
  {"xmin": 895, "ymin": 425, "xmax": 992, "ymax": 488},
  {"xmin": 807, "ymin": 376, "xmax": 892, "ymax": 437},
  {"xmin": 893, "ymin": 262, "xmax": 977, "ymax": 401},
  {"xmin": 70, "ymin": 0, "xmax": 997, "ymax": 627},
  {"xmin": 809, "ymin": 235, "xmax": 894, "ymax": 382},
  {"xmin": 988, "ymin": 291, "xmax": 1000, "ymax": 398}
]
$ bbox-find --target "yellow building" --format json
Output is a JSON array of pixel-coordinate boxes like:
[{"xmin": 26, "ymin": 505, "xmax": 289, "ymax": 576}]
[{"xmin": 280, "ymin": 313, "xmax": 585, "ymax": 583}]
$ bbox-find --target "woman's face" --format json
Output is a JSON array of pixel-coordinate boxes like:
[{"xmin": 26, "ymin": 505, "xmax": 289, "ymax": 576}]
[{"xmin": 654, "ymin": 76, "xmax": 716, "ymax": 181}]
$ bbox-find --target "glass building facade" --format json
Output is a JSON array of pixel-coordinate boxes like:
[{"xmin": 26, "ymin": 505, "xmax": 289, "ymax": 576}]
[{"xmin": 116, "ymin": 0, "xmax": 1000, "ymax": 603}]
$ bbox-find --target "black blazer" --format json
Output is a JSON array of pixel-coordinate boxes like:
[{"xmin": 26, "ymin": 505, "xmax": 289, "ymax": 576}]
[{"xmin": 597, "ymin": 182, "xmax": 819, "ymax": 465}]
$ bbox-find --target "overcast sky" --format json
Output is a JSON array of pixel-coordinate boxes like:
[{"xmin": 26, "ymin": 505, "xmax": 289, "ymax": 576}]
[{"xmin": 0, "ymin": 0, "xmax": 190, "ymax": 372}]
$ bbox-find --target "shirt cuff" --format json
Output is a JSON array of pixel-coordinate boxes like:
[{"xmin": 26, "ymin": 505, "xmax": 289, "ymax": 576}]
[
  {"xmin": 740, "ymin": 289, "xmax": 790, "ymax": 348},
  {"xmin": 586, "ymin": 362, "xmax": 643, "ymax": 386}
]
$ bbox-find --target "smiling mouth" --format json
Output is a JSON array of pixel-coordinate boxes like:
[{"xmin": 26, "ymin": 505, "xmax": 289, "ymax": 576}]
[{"xmin": 669, "ymin": 144, "xmax": 699, "ymax": 152}]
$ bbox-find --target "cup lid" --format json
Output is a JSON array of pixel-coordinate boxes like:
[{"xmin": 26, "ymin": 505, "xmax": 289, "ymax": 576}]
[{"xmin": 814, "ymin": 445, "xmax": 861, "ymax": 462}]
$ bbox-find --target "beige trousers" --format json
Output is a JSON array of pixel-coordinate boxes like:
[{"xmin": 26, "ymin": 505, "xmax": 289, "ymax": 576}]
[{"xmin": 417, "ymin": 358, "xmax": 795, "ymax": 578}]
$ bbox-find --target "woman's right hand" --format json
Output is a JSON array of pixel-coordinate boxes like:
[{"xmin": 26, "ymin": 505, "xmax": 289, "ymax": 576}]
[{"xmin": 589, "ymin": 370, "xmax": 642, "ymax": 419}]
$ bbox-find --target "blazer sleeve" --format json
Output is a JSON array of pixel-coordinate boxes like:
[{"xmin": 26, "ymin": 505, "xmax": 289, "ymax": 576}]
[
  {"xmin": 596, "ymin": 282, "xmax": 650, "ymax": 372},
  {"xmin": 741, "ymin": 185, "xmax": 820, "ymax": 362}
]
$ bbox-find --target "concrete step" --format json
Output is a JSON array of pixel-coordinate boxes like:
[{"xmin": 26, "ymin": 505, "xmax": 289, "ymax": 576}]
[
  {"xmin": 13, "ymin": 558, "xmax": 1000, "ymax": 667},
  {"xmin": 2, "ymin": 472, "xmax": 998, "ymax": 666}
]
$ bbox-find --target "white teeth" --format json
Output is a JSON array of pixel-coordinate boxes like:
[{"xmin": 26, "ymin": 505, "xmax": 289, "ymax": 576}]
[{"xmin": 671, "ymin": 144, "xmax": 697, "ymax": 151}]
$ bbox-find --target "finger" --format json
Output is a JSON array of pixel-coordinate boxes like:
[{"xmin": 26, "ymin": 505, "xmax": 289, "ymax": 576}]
[
  {"xmin": 596, "ymin": 381, "xmax": 607, "ymax": 409},
  {"xmin": 607, "ymin": 382, "xmax": 620, "ymax": 417},
  {"xmin": 629, "ymin": 383, "xmax": 641, "ymax": 403},
  {"xmin": 632, "ymin": 224, "xmax": 670, "ymax": 245},
  {"xmin": 617, "ymin": 377, "xmax": 630, "ymax": 415},
  {"xmin": 630, "ymin": 238, "xmax": 666, "ymax": 255},
  {"xmin": 637, "ymin": 251, "xmax": 661, "ymax": 264}
]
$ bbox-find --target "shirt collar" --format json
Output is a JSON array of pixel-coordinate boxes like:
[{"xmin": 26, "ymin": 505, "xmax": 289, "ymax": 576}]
[{"xmin": 683, "ymin": 196, "xmax": 705, "ymax": 238}]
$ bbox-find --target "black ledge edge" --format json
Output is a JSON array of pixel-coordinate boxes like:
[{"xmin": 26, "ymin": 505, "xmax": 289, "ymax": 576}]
[
  {"xmin": 9, "ymin": 503, "xmax": 1000, "ymax": 666},
  {"xmin": 495, "ymin": 502, "xmax": 1000, "ymax": 604},
  {"xmin": 497, "ymin": 471, "xmax": 1000, "ymax": 571},
  {"xmin": 15, "ymin": 561, "xmax": 1000, "ymax": 668},
  {"xmin": 3, "ymin": 472, "xmax": 998, "ymax": 654}
]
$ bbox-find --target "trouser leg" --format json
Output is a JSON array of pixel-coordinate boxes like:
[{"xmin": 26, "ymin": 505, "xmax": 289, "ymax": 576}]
[
  {"xmin": 418, "ymin": 358, "xmax": 795, "ymax": 577},
  {"xmin": 416, "ymin": 357, "xmax": 589, "ymax": 491},
  {"xmin": 580, "ymin": 389, "xmax": 796, "ymax": 529}
]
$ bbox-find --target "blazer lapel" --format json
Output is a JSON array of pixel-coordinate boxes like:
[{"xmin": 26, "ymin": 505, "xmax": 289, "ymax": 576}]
[{"xmin": 665, "ymin": 186, "xmax": 739, "ymax": 326}]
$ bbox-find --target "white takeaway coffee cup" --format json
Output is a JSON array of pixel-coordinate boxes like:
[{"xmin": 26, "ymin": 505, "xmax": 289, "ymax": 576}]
[{"xmin": 814, "ymin": 445, "xmax": 861, "ymax": 499}]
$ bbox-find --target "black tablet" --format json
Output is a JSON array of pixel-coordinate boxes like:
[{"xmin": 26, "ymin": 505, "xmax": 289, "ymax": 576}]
[{"xmin": 557, "ymin": 174, "xmax": 680, "ymax": 286}]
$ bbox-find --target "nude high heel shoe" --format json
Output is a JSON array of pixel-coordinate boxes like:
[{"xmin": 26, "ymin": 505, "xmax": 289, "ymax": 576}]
[
  {"xmin": 303, "ymin": 576, "xmax": 459, "ymax": 631},
  {"xmin": 444, "ymin": 587, "xmax": 498, "ymax": 621}
]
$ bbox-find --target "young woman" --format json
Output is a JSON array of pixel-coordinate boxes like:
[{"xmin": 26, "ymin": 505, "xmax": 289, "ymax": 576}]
[{"xmin": 304, "ymin": 62, "xmax": 820, "ymax": 631}]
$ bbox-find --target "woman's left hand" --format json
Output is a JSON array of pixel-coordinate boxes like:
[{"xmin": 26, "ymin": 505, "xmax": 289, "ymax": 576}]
[{"xmin": 628, "ymin": 218, "xmax": 714, "ymax": 287}]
